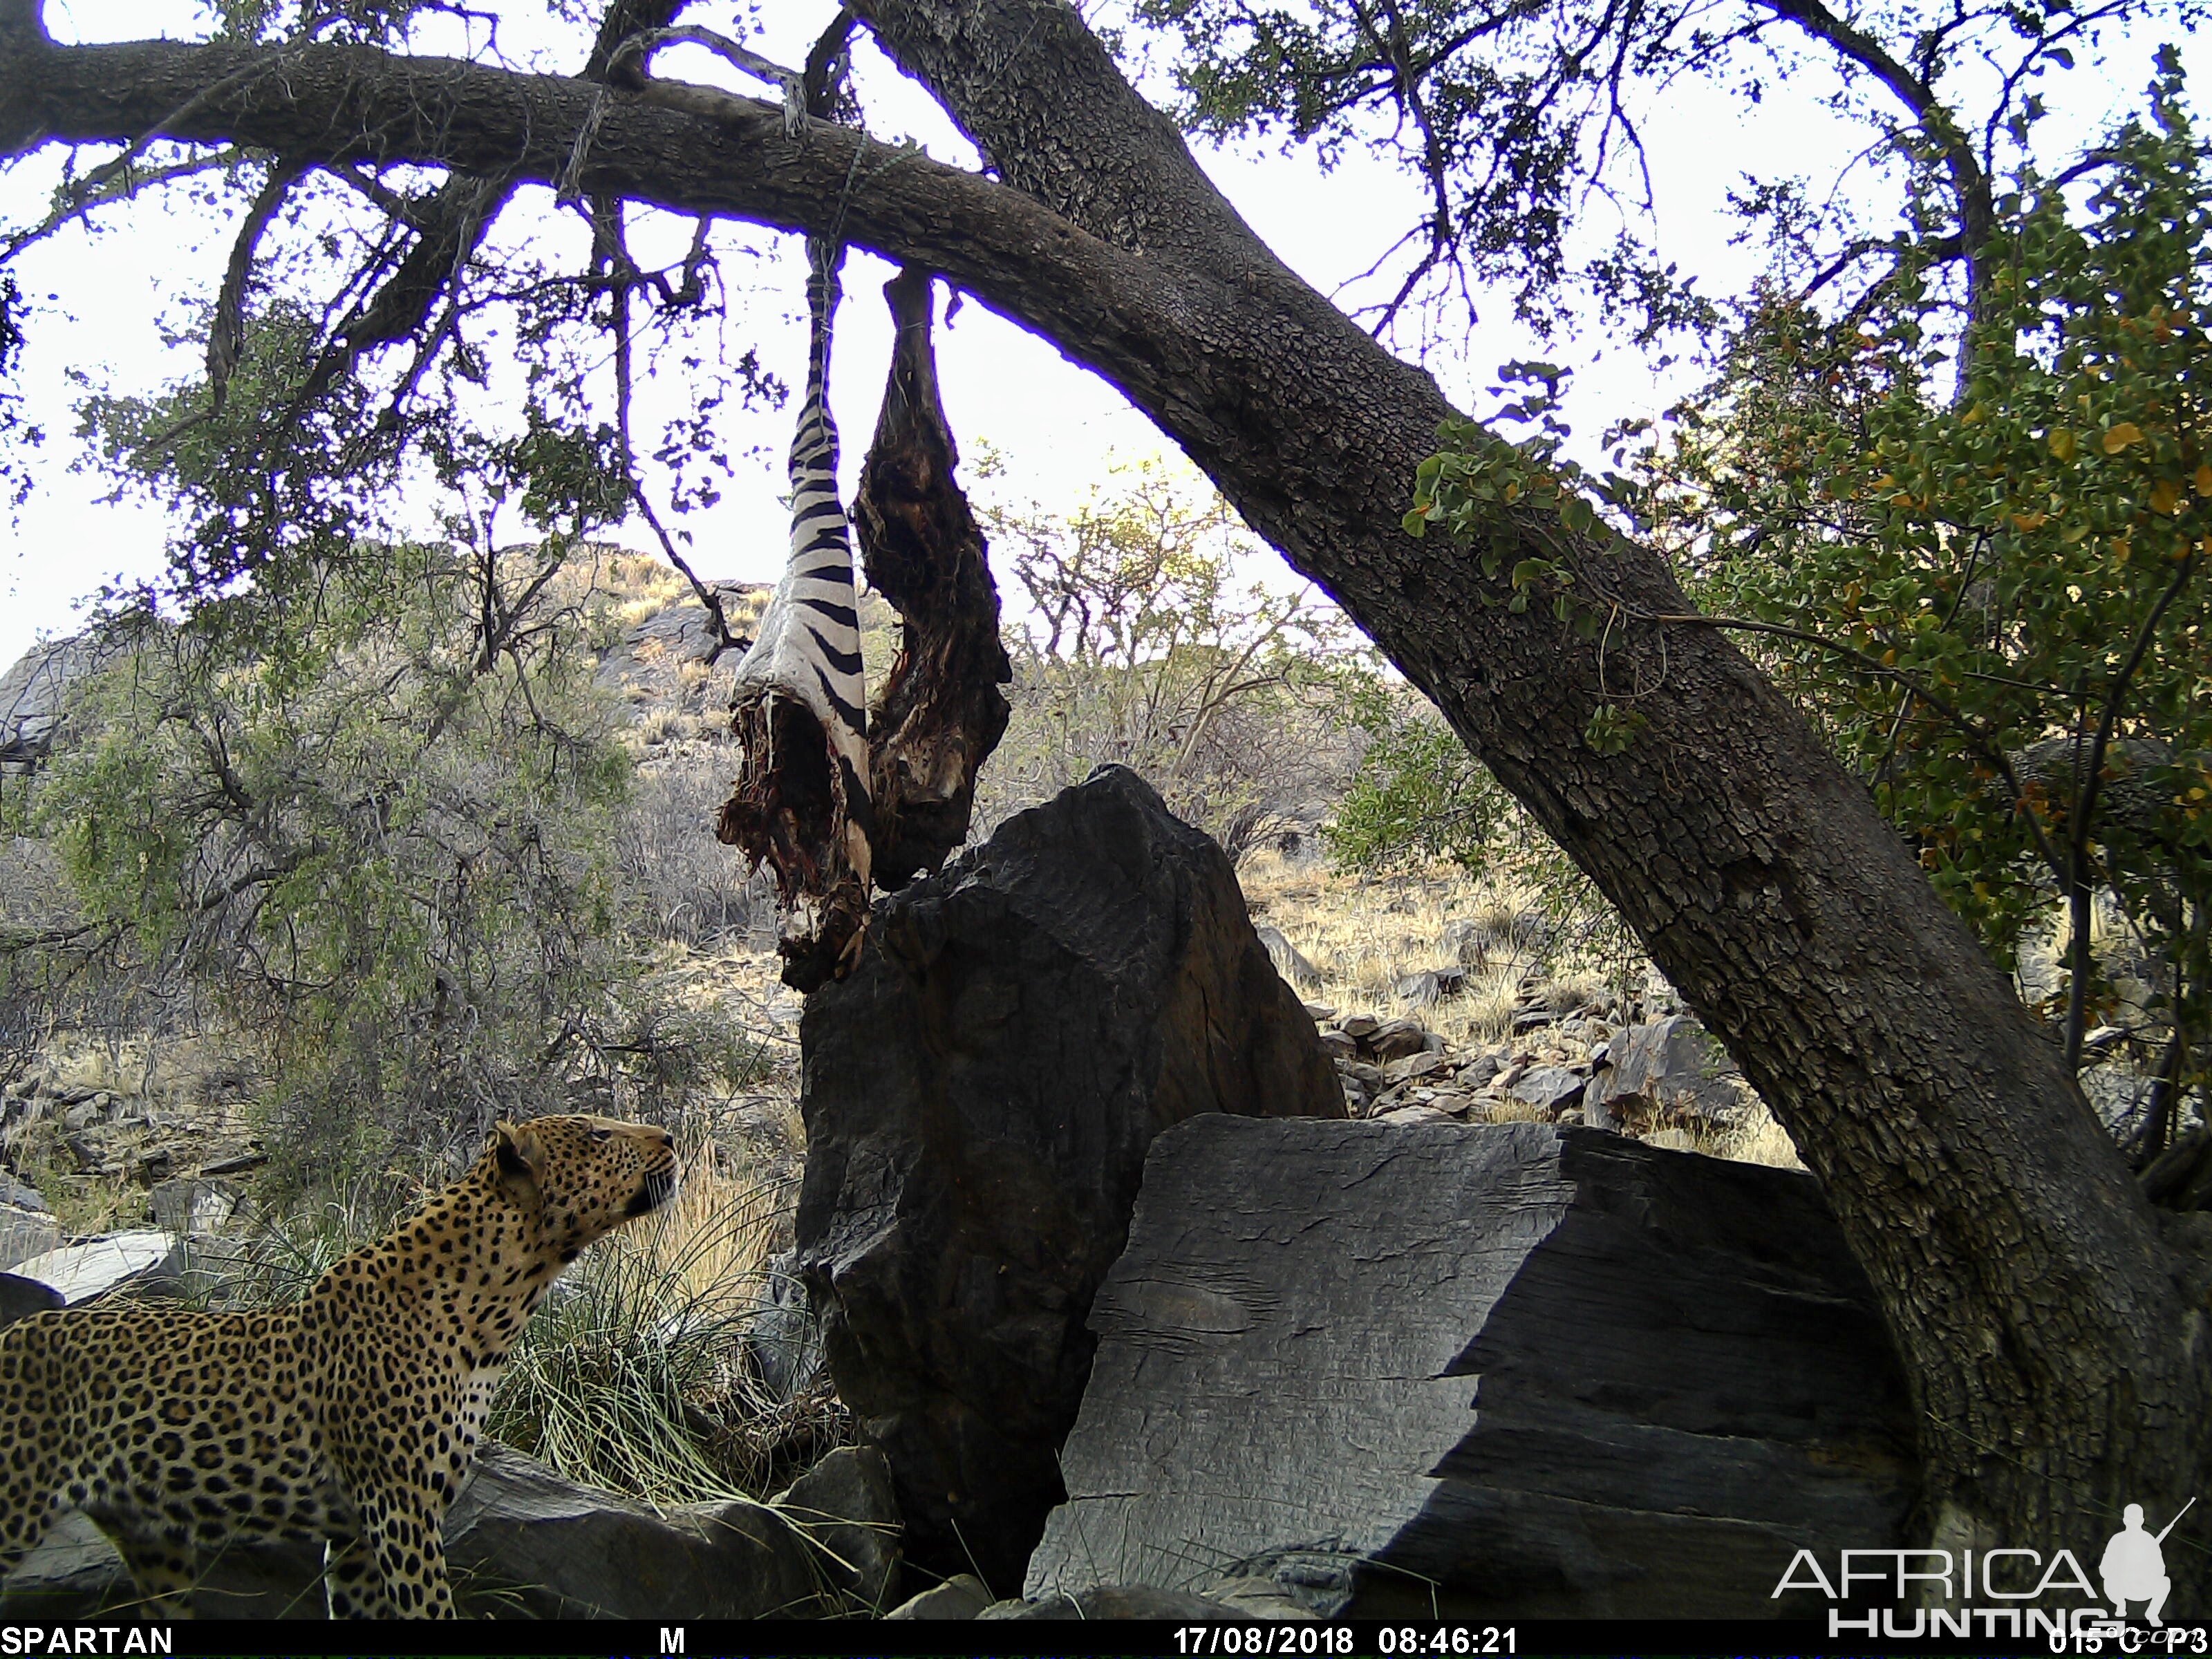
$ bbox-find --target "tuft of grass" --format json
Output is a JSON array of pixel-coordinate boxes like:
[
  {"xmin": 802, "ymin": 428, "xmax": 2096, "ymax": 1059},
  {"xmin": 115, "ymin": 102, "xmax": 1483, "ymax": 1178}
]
[
  {"xmin": 1540, "ymin": 972, "xmax": 1609, "ymax": 1015},
  {"xmin": 44, "ymin": 1040, "xmax": 143, "ymax": 1099},
  {"xmin": 1456, "ymin": 964, "xmax": 1525, "ymax": 1045},
  {"xmin": 1473, "ymin": 1094, "xmax": 1555, "ymax": 1125},
  {"xmin": 485, "ymin": 1147, "xmax": 841, "ymax": 1508}
]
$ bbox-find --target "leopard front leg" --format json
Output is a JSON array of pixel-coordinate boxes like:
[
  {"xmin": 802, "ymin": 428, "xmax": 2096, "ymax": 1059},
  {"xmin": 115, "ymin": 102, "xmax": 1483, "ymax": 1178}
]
[
  {"xmin": 100, "ymin": 1519, "xmax": 198, "ymax": 1620},
  {"xmin": 322, "ymin": 1527, "xmax": 395, "ymax": 1619},
  {"xmin": 348, "ymin": 1480, "xmax": 456, "ymax": 1619}
]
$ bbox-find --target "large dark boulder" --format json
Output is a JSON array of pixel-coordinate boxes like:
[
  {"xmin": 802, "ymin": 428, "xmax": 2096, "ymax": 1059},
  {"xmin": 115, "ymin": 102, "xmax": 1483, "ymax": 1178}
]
[
  {"xmin": 796, "ymin": 764, "xmax": 1344, "ymax": 1592},
  {"xmin": 442, "ymin": 1444, "xmax": 823, "ymax": 1618},
  {"xmin": 1026, "ymin": 1116, "xmax": 1918, "ymax": 1617},
  {"xmin": 0, "ymin": 1272, "xmax": 62, "ymax": 1331}
]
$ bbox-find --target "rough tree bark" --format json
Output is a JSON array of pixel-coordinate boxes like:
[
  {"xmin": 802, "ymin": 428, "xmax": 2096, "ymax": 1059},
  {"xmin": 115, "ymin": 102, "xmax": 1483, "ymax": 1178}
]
[
  {"xmin": 2, "ymin": 0, "xmax": 2204, "ymax": 1582},
  {"xmin": 852, "ymin": 266, "xmax": 1012, "ymax": 889}
]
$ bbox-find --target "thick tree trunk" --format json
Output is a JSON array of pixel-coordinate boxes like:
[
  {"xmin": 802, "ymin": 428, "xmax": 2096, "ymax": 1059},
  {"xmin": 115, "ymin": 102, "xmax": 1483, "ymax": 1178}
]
[{"xmin": 3, "ymin": 0, "xmax": 2204, "ymax": 1578}]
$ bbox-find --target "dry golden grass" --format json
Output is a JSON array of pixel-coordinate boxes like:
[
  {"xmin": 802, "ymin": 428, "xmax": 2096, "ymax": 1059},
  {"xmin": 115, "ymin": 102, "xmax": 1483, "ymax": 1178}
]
[
  {"xmin": 1696, "ymin": 1110, "xmax": 1805, "ymax": 1169},
  {"xmin": 1474, "ymin": 1094, "xmax": 1556, "ymax": 1125},
  {"xmin": 44, "ymin": 1041, "xmax": 144, "ymax": 1098},
  {"xmin": 619, "ymin": 1138, "xmax": 793, "ymax": 1315},
  {"xmin": 1237, "ymin": 850, "xmax": 1606, "ymax": 1047}
]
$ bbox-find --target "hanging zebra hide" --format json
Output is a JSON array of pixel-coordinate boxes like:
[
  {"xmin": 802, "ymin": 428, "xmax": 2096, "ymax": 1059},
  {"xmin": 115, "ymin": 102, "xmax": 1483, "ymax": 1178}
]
[
  {"xmin": 717, "ymin": 239, "xmax": 874, "ymax": 994},
  {"xmin": 852, "ymin": 267, "xmax": 1013, "ymax": 890}
]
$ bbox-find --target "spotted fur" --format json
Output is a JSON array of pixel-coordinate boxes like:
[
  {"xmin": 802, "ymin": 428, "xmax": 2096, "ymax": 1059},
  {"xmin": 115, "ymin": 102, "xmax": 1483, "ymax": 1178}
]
[{"xmin": 0, "ymin": 1115, "xmax": 678, "ymax": 1618}]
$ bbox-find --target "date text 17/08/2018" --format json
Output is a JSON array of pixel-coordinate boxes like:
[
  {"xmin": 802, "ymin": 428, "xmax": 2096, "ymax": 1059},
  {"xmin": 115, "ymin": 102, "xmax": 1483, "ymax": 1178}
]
[{"xmin": 1172, "ymin": 1627, "xmax": 1515, "ymax": 1653}]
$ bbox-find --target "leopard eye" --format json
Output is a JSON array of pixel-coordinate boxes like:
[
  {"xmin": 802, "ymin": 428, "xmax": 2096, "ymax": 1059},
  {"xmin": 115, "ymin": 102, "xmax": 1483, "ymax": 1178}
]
[{"xmin": 588, "ymin": 1127, "xmax": 612, "ymax": 1144}]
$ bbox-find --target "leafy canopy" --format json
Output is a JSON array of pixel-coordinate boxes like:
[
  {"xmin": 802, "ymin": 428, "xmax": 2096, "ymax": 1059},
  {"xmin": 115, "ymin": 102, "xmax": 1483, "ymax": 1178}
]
[{"xmin": 1394, "ymin": 68, "xmax": 2212, "ymax": 1119}]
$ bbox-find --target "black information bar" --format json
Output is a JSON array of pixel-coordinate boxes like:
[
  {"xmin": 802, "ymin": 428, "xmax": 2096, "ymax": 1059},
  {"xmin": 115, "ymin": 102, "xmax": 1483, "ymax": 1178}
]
[{"xmin": 2, "ymin": 1618, "xmax": 2202, "ymax": 1659}]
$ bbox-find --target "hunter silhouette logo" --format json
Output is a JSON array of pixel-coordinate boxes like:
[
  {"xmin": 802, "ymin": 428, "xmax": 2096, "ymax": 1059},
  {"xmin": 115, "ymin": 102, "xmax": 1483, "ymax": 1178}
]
[{"xmin": 2102, "ymin": 1498, "xmax": 2193, "ymax": 1627}]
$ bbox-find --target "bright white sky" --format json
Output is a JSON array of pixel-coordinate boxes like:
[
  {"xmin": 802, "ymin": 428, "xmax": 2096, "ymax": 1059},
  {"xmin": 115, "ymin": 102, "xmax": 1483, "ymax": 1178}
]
[{"xmin": 0, "ymin": 1, "xmax": 2200, "ymax": 668}]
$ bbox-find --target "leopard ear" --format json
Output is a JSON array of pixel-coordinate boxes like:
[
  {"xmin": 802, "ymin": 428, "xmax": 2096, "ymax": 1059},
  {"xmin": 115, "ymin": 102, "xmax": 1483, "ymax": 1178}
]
[{"xmin": 491, "ymin": 1121, "xmax": 545, "ymax": 1209}]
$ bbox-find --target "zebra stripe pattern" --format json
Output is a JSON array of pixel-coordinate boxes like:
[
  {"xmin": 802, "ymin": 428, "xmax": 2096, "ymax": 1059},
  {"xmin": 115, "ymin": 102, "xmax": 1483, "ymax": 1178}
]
[{"xmin": 731, "ymin": 236, "xmax": 871, "ymax": 798}]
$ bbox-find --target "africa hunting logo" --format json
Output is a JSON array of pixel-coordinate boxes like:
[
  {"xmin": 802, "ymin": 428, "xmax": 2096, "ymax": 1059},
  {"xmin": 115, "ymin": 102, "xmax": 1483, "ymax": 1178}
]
[{"xmin": 1774, "ymin": 1498, "xmax": 2200, "ymax": 1649}]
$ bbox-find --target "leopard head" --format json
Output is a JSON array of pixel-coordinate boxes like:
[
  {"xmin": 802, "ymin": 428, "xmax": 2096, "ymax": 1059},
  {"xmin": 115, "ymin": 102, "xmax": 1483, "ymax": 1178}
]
[{"xmin": 483, "ymin": 1114, "xmax": 680, "ymax": 1258}]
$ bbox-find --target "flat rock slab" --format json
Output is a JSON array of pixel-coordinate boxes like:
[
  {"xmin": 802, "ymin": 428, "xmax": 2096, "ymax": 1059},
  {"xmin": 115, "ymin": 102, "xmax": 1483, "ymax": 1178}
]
[
  {"xmin": 10, "ymin": 1233, "xmax": 183, "ymax": 1304},
  {"xmin": 1025, "ymin": 1118, "xmax": 1917, "ymax": 1618}
]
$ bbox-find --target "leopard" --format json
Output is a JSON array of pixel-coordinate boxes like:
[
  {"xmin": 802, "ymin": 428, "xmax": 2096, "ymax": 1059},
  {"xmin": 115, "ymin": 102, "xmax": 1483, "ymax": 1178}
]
[{"xmin": 0, "ymin": 1114, "xmax": 679, "ymax": 1619}]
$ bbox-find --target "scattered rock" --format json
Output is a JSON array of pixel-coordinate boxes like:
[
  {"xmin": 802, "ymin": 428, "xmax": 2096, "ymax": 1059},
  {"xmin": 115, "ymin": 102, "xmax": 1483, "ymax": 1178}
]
[
  {"xmin": 0, "ymin": 1271, "xmax": 64, "ymax": 1331},
  {"xmin": 200, "ymin": 1150, "xmax": 268, "ymax": 1178},
  {"xmin": 1456, "ymin": 1053, "xmax": 1503, "ymax": 1091},
  {"xmin": 0, "ymin": 1174, "xmax": 58, "ymax": 1274},
  {"xmin": 1393, "ymin": 968, "xmax": 1466, "ymax": 1007},
  {"xmin": 885, "ymin": 1573, "xmax": 995, "ymax": 1619},
  {"xmin": 795, "ymin": 765, "xmax": 1345, "ymax": 1591},
  {"xmin": 1302, "ymin": 1003, "xmax": 1337, "ymax": 1023},
  {"xmin": 1319, "ymin": 1030, "xmax": 1358, "ymax": 1062},
  {"xmin": 1255, "ymin": 926, "xmax": 1324, "ymax": 991},
  {"xmin": 1508, "ymin": 1065, "xmax": 1585, "ymax": 1115},
  {"xmin": 1026, "ymin": 1116, "xmax": 1916, "ymax": 1618},
  {"xmin": 1588, "ymin": 1015, "xmax": 1748, "ymax": 1132},
  {"xmin": 1367, "ymin": 1018, "xmax": 1427, "ymax": 1062},
  {"xmin": 1375, "ymin": 1105, "xmax": 1450, "ymax": 1126},
  {"xmin": 1339, "ymin": 1013, "xmax": 1380, "ymax": 1040},
  {"xmin": 1382, "ymin": 1051, "xmax": 1452, "ymax": 1086}
]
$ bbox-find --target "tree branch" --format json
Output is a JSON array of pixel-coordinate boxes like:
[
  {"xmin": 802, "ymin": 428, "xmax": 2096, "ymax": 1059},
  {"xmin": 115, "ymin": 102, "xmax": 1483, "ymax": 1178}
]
[
  {"xmin": 2063, "ymin": 551, "xmax": 2197, "ymax": 1072},
  {"xmin": 1752, "ymin": 0, "xmax": 1994, "ymax": 321},
  {"xmin": 208, "ymin": 155, "xmax": 306, "ymax": 409}
]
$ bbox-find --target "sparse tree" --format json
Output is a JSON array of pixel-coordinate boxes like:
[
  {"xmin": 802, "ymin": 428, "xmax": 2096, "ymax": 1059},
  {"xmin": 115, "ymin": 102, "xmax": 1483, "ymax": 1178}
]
[{"xmin": 982, "ymin": 464, "xmax": 1360, "ymax": 854}]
